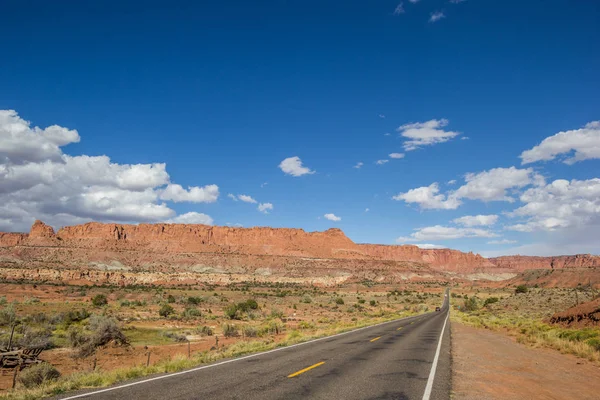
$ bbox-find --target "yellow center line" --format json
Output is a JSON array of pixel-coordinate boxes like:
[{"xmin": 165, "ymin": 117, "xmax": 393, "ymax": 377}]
[
  {"xmin": 287, "ymin": 361, "xmax": 326, "ymax": 378},
  {"xmin": 370, "ymin": 336, "xmax": 381, "ymax": 342}
]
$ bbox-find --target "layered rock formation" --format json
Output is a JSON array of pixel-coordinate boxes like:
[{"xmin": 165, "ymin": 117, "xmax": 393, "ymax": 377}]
[
  {"xmin": 489, "ymin": 254, "xmax": 600, "ymax": 271},
  {"xmin": 0, "ymin": 220, "xmax": 598, "ymax": 286}
]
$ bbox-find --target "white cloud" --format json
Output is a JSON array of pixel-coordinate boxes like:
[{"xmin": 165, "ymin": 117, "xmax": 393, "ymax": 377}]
[
  {"xmin": 506, "ymin": 178, "xmax": 600, "ymax": 232},
  {"xmin": 324, "ymin": 213, "xmax": 341, "ymax": 222},
  {"xmin": 397, "ymin": 119, "xmax": 459, "ymax": 151},
  {"xmin": 447, "ymin": 180, "xmax": 457, "ymax": 185},
  {"xmin": 520, "ymin": 121, "xmax": 600, "ymax": 165},
  {"xmin": 376, "ymin": 159, "xmax": 389, "ymax": 165},
  {"xmin": 393, "ymin": 3, "xmax": 404, "ymax": 15},
  {"xmin": 379, "ymin": 114, "xmax": 387, "ymax": 118},
  {"xmin": 0, "ymin": 110, "xmax": 219, "ymax": 232},
  {"xmin": 429, "ymin": 11, "xmax": 446, "ymax": 23},
  {"xmin": 160, "ymin": 184, "xmax": 219, "ymax": 203},
  {"xmin": 354, "ymin": 162, "xmax": 364, "ymax": 169},
  {"xmin": 393, "ymin": 183, "xmax": 461, "ymax": 210},
  {"xmin": 453, "ymin": 214, "xmax": 499, "ymax": 227},
  {"xmin": 384, "ymin": 132, "xmax": 392, "ymax": 136},
  {"xmin": 389, "ymin": 153, "xmax": 405, "ymax": 159},
  {"xmin": 261, "ymin": 182, "xmax": 268, "ymax": 188},
  {"xmin": 0, "ymin": 109, "xmax": 80, "ymax": 165},
  {"xmin": 237, "ymin": 194, "xmax": 257, "ymax": 204},
  {"xmin": 167, "ymin": 212, "xmax": 213, "ymax": 225},
  {"xmin": 487, "ymin": 239, "xmax": 517, "ymax": 245},
  {"xmin": 226, "ymin": 222, "xmax": 244, "ymax": 227},
  {"xmin": 397, "ymin": 225, "xmax": 498, "ymax": 242},
  {"xmin": 394, "ymin": 167, "xmax": 543, "ymax": 210},
  {"xmin": 414, "ymin": 243, "xmax": 447, "ymax": 249},
  {"xmin": 408, "ymin": 0, "xmax": 420, "ymax": 3},
  {"xmin": 278, "ymin": 156, "xmax": 315, "ymax": 177},
  {"xmin": 453, "ymin": 167, "xmax": 544, "ymax": 202},
  {"xmin": 258, "ymin": 203, "xmax": 273, "ymax": 214},
  {"xmin": 450, "ymin": 0, "xmax": 466, "ymax": 4},
  {"xmin": 227, "ymin": 193, "xmax": 238, "ymax": 201},
  {"xmin": 365, "ymin": 208, "xmax": 370, "ymax": 212}
]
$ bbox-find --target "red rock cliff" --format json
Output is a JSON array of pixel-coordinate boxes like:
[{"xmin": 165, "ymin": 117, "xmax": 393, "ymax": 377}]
[{"xmin": 488, "ymin": 255, "xmax": 600, "ymax": 271}]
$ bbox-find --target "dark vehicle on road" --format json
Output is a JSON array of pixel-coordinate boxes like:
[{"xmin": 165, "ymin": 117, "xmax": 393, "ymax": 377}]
[{"xmin": 435, "ymin": 306, "xmax": 441, "ymax": 312}]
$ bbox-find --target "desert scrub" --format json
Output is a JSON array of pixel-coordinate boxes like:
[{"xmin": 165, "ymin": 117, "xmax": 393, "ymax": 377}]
[
  {"xmin": 18, "ymin": 362, "xmax": 61, "ymax": 388},
  {"xmin": 0, "ymin": 310, "xmax": 422, "ymax": 400},
  {"xmin": 221, "ymin": 323, "xmax": 239, "ymax": 337},
  {"xmin": 68, "ymin": 315, "xmax": 129, "ymax": 357},
  {"xmin": 91, "ymin": 294, "xmax": 108, "ymax": 307},
  {"xmin": 451, "ymin": 308, "xmax": 600, "ymax": 363}
]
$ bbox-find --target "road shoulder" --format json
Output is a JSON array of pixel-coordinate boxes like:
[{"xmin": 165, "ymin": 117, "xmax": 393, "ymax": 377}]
[{"xmin": 451, "ymin": 322, "xmax": 600, "ymax": 400}]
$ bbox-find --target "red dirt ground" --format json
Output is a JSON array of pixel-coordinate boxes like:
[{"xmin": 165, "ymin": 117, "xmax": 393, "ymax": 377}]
[{"xmin": 452, "ymin": 323, "xmax": 600, "ymax": 400}]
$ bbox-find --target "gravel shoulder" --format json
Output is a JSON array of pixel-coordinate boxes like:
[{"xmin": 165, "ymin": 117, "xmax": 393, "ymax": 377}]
[{"xmin": 452, "ymin": 323, "xmax": 600, "ymax": 400}]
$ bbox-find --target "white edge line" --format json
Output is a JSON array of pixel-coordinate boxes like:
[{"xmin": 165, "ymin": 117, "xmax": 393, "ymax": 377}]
[
  {"xmin": 422, "ymin": 310, "xmax": 449, "ymax": 400},
  {"xmin": 59, "ymin": 313, "xmax": 425, "ymax": 399}
]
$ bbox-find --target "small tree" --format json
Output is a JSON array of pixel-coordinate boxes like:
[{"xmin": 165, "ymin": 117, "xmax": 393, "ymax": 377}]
[
  {"xmin": 462, "ymin": 297, "xmax": 479, "ymax": 312},
  {"xmin": 91, "ymin": 294, "xmax": 108, "ymax": 307},
  {"xmin": 159, "ymin": 304, "xmax": 175, "ymax": 318},
  {"xmin": 515, "ymin": 285, "xmax": 528, "ymax": 294},
  {"xmin": 369, "ymin": 300, "xmax": 377, "ymax": 306}
]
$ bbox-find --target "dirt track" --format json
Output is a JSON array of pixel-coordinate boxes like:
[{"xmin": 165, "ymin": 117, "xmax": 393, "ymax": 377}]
[{"xmin": 452, "ymin": 323, "xmax": 600, "ymax": 400}]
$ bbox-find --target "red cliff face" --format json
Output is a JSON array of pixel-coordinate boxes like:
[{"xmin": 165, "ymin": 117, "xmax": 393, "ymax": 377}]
[
  {"xmin": 0, "ymin": 221, "xmax": 597, "ymax": 283},
  {"xmin": 488, "ymin": 255, "xmax": 600, "ymax": 271}
]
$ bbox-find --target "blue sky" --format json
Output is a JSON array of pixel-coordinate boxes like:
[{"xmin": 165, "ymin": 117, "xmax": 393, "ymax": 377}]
[{"xmin": 1, "ymin": 0, "xmax": 599, "ymax": 256}]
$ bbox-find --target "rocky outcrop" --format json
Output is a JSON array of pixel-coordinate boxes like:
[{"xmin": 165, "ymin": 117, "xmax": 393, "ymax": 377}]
[
  {"xmin": 30, "ymin": 220, "xmax": 56, "ymax": 238},
  {"xmin": 549, "ymin": 298, "xmax": 600, "ymax": 328},
  {"xmin": 488, "ymin": 254, "xmax": 600, "ymax": 271}
]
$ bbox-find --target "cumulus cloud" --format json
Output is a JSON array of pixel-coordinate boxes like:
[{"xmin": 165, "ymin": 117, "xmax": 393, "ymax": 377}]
[
  {"xmin": 429, "ymin": 11, "xmax": 446, "ymax": 23},
  {"xmin": 167, "ymin": 212, "xmax": 213, "ymax": 225},
  {"xmin": 324, "ymin": 213, "xmax": 341, "ymax": 221},
  {"xmin": 397, "ymin": 119, "xmax": 459, "ymax": 151},
  {"xmin": 389, "ymin": 153, "xmax": 405, "ymax": 159},
  {"xmin": 0, "ymin": 109, "xmax": 80, "ymax": 165},
  {"xmin": 376, "ymin": 159, "xmax": 389, "ymax": 165},
  {"xmin": 237, "ymin": 194, "xmax": 257, "ymax": 204},
  {"xmin": 393, "ymin": 183, "xmax": 461, "ymax": 210},
  {"xmin": 258, "ymin": 203, "xmax": 274, "ymax": 214},
  {"xmin": 397, "ymin": 225, "xmax": 498, "ymax": 242},
  {"xmin": 0, "ymin": 110, "xmax": 219, "ymax": 232},
  {"xmin": 160, "ymin": 184, "xmax": 219, "ymax": 203},
  {"xmin": 487, "ymin": 239, "xmax": 517, "ymax": 245},
  {"xmin": 278, "ymin": 156, "xmax": 315, "ymax": 177},
  {"xmin": 520, "ymin": 121, "xmax": 600, "ymax": 165},
  {"xmin": 447, "ymin": 180, "xmax": 457, "ymax": 185},
  {"xmin": 227, "ymin": 194, "xmax": 238, "ymax": 201},
  {"xmin": 453, "ymin": 167, "xmax": 544, "ymax": 202},
  {"xmin": 506, "ymin": 178, "xmax": 600, "ymax": 232},
  {"xmin": 354, "ymin": 162, "xmax": 364, "ymax": 169},
  {"xmin": 453, "ymin": 214, "xmax": 499, "ymax": 227},
  {"xmin": 394, "ymin": 167, "xmax": 543, "ymax": 210}
]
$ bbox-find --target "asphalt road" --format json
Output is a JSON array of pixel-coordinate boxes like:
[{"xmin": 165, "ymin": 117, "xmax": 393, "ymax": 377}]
[{"xmin": 57, "ymin": 293, "xmax": 451, "ymax": 400}]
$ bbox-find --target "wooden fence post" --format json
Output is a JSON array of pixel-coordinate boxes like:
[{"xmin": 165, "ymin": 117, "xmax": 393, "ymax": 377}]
[
  {"xmin": 187, "ymin": 341, "xmax": 191, "ymax": 359},
  {"xmin": 146, "ymin": 351, "xmax": 151, "ymax": 367}
]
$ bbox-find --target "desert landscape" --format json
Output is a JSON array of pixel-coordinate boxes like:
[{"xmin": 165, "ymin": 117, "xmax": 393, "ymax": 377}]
[{"xmin": 0, "ymin": 221, "xmax": 599, "ymax": 399}]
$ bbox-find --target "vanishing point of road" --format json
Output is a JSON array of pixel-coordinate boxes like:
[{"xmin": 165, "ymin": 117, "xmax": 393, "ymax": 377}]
[{"xmin": 56, "ymin": 292, "xmax": 451, "ymax": 400}]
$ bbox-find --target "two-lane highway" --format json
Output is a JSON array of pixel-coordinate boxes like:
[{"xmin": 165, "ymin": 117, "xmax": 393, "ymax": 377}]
[{"xmin": 57, "ymin": 292, "xmax": 451, "ymax": 400}]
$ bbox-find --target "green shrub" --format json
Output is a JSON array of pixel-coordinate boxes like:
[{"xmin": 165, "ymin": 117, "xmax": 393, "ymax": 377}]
[
  {"xmin": 242, "ymin": 326, "xmax": 258, "ymax": 337},
  {"xmin": 159, "ymin": 304, "xmax": 175, "ymax": 318},
  {"xmin": 162, "ymin": 331, "xmax": 187, "ymax": 342},
  {"xmin": 587, "ymin": 338, "xmax": 600, "ymax": 351},
  {"xmin": 483, "ymin": 297, "xmax": 499, "ymax": 307},
  {"xmin": 222, "ymin": 323, "xmax": 238, "ymax": 337},
  {"xmin": 68, "ymin": 315, "xmax": 128, "ymax": 357},
  {"xmin": 515, "ymin": 285, "xmax": 528, "ymax": 294},
  {"xmin": 198, "ymin": 325, "xmax": 213, "ymax": 336},
  {"xmin": 301, "ymin": 295, "xmax": 313, "ymax": 304},
  {"xmin": 358, "ymin": 299, "xmax": 366, "ymax": 304},
  {"xmin": 225, "ymin": 304, "xmax": 240, "ymax": 320},
  {"xmin": 182, "ymin": 307, "xmax": 201, "ymax": 319},
  {"xmin": 335, "ymin": 297, "xmax": 345, "ymax": 305},
  {"xmin": 91, "ymin": 294, "xmax": 108, "ymax": 307},
  {"xmin": 18, "ymin": 363, "xmax": 61, "ymax": 388},
  {"xmin": 369, "ymin": 300, "xmax": 376, "ymax": 306},
  {"xmin": 462, "ymin": 297, "xmax": 479, "ymax": 312},
  {"xmin": 0, "ymin": 304, "xmax": 18, "ymax": 326},
  {"xmin": 167, "ymin": 295, "xmax": 176, "ymax": 303}
]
